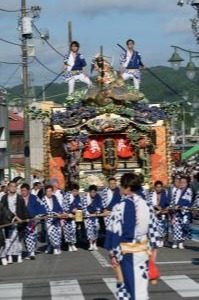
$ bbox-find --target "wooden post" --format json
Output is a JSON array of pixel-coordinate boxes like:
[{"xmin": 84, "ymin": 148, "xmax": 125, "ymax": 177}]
[
  {"xmin": 68, "ymin": 21, "xmax": 72, "ymax": 48},
  {"xmin": 100, "ymin": 45, "xmax": 104, "ymax": 90}
]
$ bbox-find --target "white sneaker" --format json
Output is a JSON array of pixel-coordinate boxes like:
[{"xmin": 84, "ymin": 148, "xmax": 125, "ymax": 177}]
[
  {"xmin": 71, "ymin": 245, "xmax": 78, "ymax": 252},
  {"xmin": 68, "ymin": 246, "xmax": 73, "ymax": 252},
  {"xmin": 159, "ymin": 240, "xmax": 164, "ymax": 248},
  {"xmin": 93, "ymin": 243, "xmax": 98, "ymax": 251},
  {"xmin": 7, "ymin": 255, "xmax": 13, "ymax": 264},
  {"xmin": 17, "ymin": 255, "xmax": 23, "ymax": 263},
  {"xmin": 1, "ymin": 258, "xmax": 8, "ymax": 266},
  {"xmin": 179, "ymin": 242, "xmax": 185, "ymax": 249},
  {"xmin": 172, "ymin": 244, "xmax": 178, "ymax": 249},
  {"xmin": 53, "ymin": 249, "xmax": 60, "ymax": 255},
  {"xmin": 88, "ymin": 244, "xmax": 94, "ymax": 251}
]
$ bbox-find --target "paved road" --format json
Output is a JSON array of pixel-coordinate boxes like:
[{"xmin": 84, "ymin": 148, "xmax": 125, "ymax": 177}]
[{"xmin": 0, "ymin": 240, "xmax": 199, "ymax": 299}]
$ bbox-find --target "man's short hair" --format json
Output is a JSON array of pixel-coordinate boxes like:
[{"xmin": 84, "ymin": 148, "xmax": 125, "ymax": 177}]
[
  {"xmin": 71, "ymin": 183, "xmax": 79, "ymax": 190},
  {"xmin": 45, "ymin": 184, "xmax": 53, "ymax": 192},
  {"xmin": 70, "ymin": 41, "xmax": 80, "ymax": 48},
  {"xmin": 33, "ymin": 182, "xmax": 41, "ymax": 188},
  {"xmin": 120, "ymin": 173, "xmax": 141, "ymax": 192},
  {"xmin": 21, "ymin": 183, "xmax": 30, "ymax": 190},
  {"xmin": 88, "ymin": 185, "xmax": 98, "ymax": 192},
  {"xmin": 108, "ymin": 177, "xmax": 116, "ymax": 182},
  {"xmin": 126, "ymin": 39, "xmax": 135, "ymax": 45}
]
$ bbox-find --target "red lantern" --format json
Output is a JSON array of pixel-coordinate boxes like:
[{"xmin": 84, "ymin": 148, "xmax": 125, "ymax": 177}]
[
  {"xmin": 83, "ymin": 139, "xmax": 102, "ymax": 160},
  {"xmin": 117, "ymin": 138, "xmax": 133, "ymax": 158}
]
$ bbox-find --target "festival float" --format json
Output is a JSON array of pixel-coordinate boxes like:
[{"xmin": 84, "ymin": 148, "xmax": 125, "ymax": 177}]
[{"xmin": 29, "ymin": 55, "xmax": 174, "ymax": 190}]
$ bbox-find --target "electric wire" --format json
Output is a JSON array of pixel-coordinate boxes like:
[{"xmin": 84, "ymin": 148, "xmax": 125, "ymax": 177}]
[
  {"xmin": 35, "ymin": 71, "xmax": 64, "ymax": 99},
  {"xmin": 34, "ymin": 57, "xmax": 59, "ymax": 75},
  {"xmin": 33, "ymin": 24, "xmax": 64, "ymax": 57},
  {"xmin": 3, "ymin": 65, "xmax": 21, "ymax": 86},
  {"xmin": 116, "ymin": 43, "xmax": 185, "ymax": 101},
  {"xmin": 0, "ymin": 83, "xmax": 22, "ymax": 98},
  {"xmin": 0, "ymin": 8, "xmax": 21, "ymax": 12},
  {"xmin": 37, "ymin": 91, "xmax": 67, "ymax": 101},
  {"xmin": 0, "ymin": 37, "xmax": 21, "ymax": 46},
  {"xmin": 0, "ymin": 60, "xmax": 21, "ymax": 65}
]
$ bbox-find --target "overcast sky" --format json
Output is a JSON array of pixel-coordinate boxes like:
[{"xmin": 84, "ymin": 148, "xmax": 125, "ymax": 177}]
[{"xmin": 0, "ymin": 0, "xmax": 198, "ymax": 89}]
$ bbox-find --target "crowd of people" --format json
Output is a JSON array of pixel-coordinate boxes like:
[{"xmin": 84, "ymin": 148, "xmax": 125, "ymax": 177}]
[{"xmin": 0, "ymin": 173, "xmax": 198, "ymax": 299}]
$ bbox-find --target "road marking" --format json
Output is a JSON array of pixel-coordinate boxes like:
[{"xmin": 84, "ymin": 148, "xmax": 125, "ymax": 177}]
[
  {"xmin": 91, "ymin": 250, "xmax": 111, "ymax": 267},
  {"xmin": 50, "ymin": 279, "xmax": 85, "ymax": 300},
  {"xmin": 0, "ymin": 283, "xmax": 23, "ymax": 299},
  {"xmin": 103, "ymin": 278, "xmax": 116, "ymax": 296},
  {"xmin": 161, "ymin": 275, "xmax": 199, "ymax": 297},
  {"xmin": 157, "ymin": 261, "xmax": 191, "ymax": 265}
]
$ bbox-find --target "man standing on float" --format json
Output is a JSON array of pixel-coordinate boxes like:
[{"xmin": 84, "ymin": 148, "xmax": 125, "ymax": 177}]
[
  {"xmin": 63, "ymin": 41, "xmax": 92, "ymax": 95},
  {"xmin": 120, "ymin": 39, "xmax": 145, "ymax": 90}
]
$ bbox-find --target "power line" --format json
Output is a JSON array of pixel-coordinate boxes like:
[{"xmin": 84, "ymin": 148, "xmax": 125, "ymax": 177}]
[
  {"xmin": 33, "ymin": 24, "xmax": 64, "ymax": 57},
  {"xmin": 0, "ymin": 8, "xmax": 21, "ymax": 12},
  {"xmin": 34, "ymin": 57, "xmax": 59, "ymax": 75},
  {"xmin": 0, "ymin": 60, "xmax": 21, "ymax": 65},
  {"xmin": 0, "ymin": 83, "xmax": 22, "ymax": 98},
  {"xmin": 116, "ymin": 43, "xmax": 185, "ymax": 101},
  {"xmin": 3, "ymin": 66, "xmax": 21, "ymax": 86},
  {"xmin": 146, "ymin": 68, "xmax": 183, "ymax": 99},
  {"xmin": 37, "ymin": 91, "xmax": 67, "ymax": 101},
  {"xmin": 0, "ymin": 37, "xmax": 21, "ymax": 46},
  {"xmin": 35, "ymin": 71, "xmax": 64, "ymax": 99}
]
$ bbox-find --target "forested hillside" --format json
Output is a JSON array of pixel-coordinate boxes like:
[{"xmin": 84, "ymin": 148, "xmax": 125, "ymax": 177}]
[{"xmin": 8, "ymin": 66, "xmax": 199, "ymax": 104}]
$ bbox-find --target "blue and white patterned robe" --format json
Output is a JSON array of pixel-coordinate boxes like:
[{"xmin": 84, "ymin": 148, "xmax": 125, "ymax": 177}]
[
  {"xmin": 42, "ymin": 195, "xmax": 63, "ymax": 248},
  {"xmin": 102, "ymin": 187, "xmax": 121, "ymax": 227},
  {"xmin": 24, "ymin": 194, "xmax": 46, "ymax": 253},
  {"xmin": 105, "ymin": 194, "xmax": 159, "ymax": 300},
  {"xmin": 82, "ymin": 193, "xmax": 103, "ymax": 241},
  {"xmin": 120, "ymin": 50, "xmax": 143, "ymax": 82},
  {"xmin": 62, "ymin": 192, "xmax": 82, "ymax": 244},
  {"xmin": 148, "ymin": 190, "xmax": 170, "ymax": 238},
  {"xmin": 170, "ymin": 187, "xmax": 193, "ymax": 241},
  {"xmin": 63, "ymin": 52, "xmax": 87, "ymax": 81}
]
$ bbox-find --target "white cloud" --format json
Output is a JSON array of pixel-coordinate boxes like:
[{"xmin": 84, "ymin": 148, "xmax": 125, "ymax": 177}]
[
  {"xmin": 165, "ymin": 17, "xmax": 191, "ymax": 34},
  {"xmin": 61, "ymin": 0, "xmax": 175, "ymax": 14}
]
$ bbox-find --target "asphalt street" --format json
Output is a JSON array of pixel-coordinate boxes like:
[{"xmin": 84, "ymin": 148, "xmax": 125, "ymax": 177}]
[{"xmin": 0, "ymin": 238, "xmax": 199, "ymax": 300}]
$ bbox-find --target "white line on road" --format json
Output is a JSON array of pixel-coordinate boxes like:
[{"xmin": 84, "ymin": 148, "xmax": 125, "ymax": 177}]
[
  {"xmin": 103, "ymin": 278, "xmax": 116, "ymax": 296},
  {"xmin": 157, "ymin": 261, "xmax": 192, "ymax": 265},
  {"xmin": 161, "ymin": 275, "xmax": 199, "ymax": 297},
  {"xmin": 50, "ymin": 279, "xmax": 85, "ymax": 300},
  {"xmin": 0, "ymin": 283, "xmax": 23, "ymax": 300},
  {"xmin": 91, "ymin": 250, "xmax": 111, "ymax": 267}
]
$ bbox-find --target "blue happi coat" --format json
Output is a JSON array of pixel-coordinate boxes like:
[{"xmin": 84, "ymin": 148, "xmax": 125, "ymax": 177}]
[
  {"xmin": 63, "ymin": 53, "xmax": 86, "ymax": 71},
  {"xmin": 83, "ymin": 193, "xmax": 103, "ymax": 241},
  {"xmin": 102, "ymin": 187, "xmax": 121, "ymax": 211},
  {"xmin": 148, "ymin": 189, "xmax": 169, "ymax": 238},
  {"xmin": 26, "ymin": 194, "xmax": 46, "ymax": 218},
  {"xmin": 105, "ymin": 194, "xmax": 159, "ymax": 300},
  {"xmin": 148, "ymin": 189, "xmax": 169, "ymax": 209},
  {"xmin": 62, "ymin": 193, "xmax": 82, "ymax": 244},
  {"xmin": 171, "ymin": 187, "xmax": 193, "ymax": 241},
  {"xmin": 63, "ymin": 193, "xmax": 82, "ymax": 213},
  {"xmin": 42, "ymin": 195, "xmax": 63, "ymax": 248},
  {"xmin": 120, "ymin": 51, "xmax": 144, "ymax": 69},
  {"xmin": 24, "ymin": 194, "xmax": 46, "ymax": 253}
]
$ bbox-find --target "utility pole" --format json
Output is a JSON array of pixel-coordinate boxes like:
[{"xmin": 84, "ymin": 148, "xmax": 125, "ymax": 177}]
[
  {"xmin": 68, "ymin": 21, "xmax": 72, "ymax": 48},
  {"xmin": 21, "ymin": 0, "xmax": 31, "ymax": 184}
]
